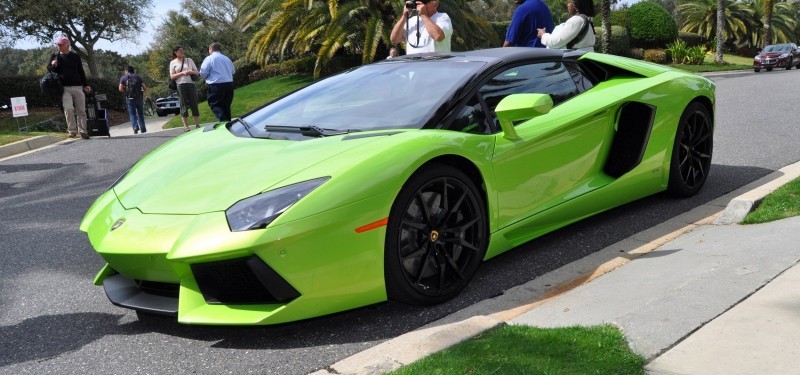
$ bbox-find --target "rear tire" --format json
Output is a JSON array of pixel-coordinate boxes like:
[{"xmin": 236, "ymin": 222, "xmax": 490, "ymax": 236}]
[
  {"xmin": 667, "ymin": 102, "xmax": 713, "ymax": 197},
  {"xmin": 384, "ymin": 164, "xmax": 487, "ymax": 305}
]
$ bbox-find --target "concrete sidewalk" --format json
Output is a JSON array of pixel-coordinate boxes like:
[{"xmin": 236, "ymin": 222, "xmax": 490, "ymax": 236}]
[{"xmin": 318, "ymin": 160, "xmax": 800, "ymax": 375}]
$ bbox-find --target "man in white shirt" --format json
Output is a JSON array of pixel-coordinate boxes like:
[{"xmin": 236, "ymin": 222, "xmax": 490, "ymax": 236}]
[{"xmin": 390, "ymin": 0, "xmax": 452, "ymax": 54}]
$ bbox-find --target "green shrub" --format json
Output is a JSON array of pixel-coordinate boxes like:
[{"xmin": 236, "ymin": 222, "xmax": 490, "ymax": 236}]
[
  {"xmin": 593, "ymin": 9, "xmax": 629, "ymax": 28},
  {"xmin": 627, "ymin": 2, "xmax": 678, "ymax": 49},
  {"xmin": 643, "ymin": 49, "xmax": 667, "ymax": 63},
  {"xmin": 490, "ymin": 21, "xmax": 511, "ymax": 46},
  {"xmin": 685, "ymin": 46, "xmax": 707, "ymax": 65},
  {"xmin": 666, "ymin": 39, "xmax": 688, "ymax": 64},
  {"xmin": 594, "ymin": 25, "xmax": 630, "ymax": 56},
  {"xmin": 679, "ymin": 32, "xmax": 706, "ymax": 47}
]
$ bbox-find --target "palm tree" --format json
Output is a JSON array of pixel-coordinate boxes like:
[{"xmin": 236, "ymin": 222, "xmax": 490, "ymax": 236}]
[
  {"xmin": 715, "ymin": 0, "xmax": 724, "ymax": 63},
  {"xmin": 242, "ymin": 0, "xmax": 495, "ymax": 78},
  {"xmin": 676, "ymin": 0, "xmax": 753, "ymax": 44},
  {"xmin": 600, "ymin": 0, "xmax": 611, "ymax": 54},
  {"xmin": 762, "ymin": 0, "xmax": 773, "ymax": 47},
  {"xmin": 742, "ymin": 0, "xmax": 798, "ymax": 47}
]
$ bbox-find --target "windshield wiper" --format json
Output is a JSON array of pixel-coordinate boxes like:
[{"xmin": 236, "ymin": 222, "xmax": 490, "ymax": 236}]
[{"xmin": 263, "ymin": 125, "xmax": 352, "ymax": 137}]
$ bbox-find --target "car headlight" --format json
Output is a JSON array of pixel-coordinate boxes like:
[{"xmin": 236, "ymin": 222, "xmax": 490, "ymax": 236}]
[
  {"xmin": 225, "ymin": 177, "xmax": 330, "ymax": 231},
  {"xmin": 780, "ymin": 53, "xmax": 789, "ymax": 58},
  {"xmin": 754, "ymin": 56, "xmax": 761, "ymax": 61}
]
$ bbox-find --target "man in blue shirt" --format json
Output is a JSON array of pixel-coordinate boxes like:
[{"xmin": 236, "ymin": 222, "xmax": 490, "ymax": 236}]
[
  {"xmin": 503, "ymin": 0, "xmax": 553, "ymax": 48},
  {"xmin": 199, "ymin": 42, "xmax": 235, "ymax": 121}
]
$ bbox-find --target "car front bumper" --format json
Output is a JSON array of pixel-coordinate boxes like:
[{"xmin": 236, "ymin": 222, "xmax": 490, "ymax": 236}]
[{"xmin": 82, "ymin": 190, "xmax": 392, "ymax": 325}]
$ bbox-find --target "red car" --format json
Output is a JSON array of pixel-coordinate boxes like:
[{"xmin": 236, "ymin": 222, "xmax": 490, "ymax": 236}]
[{"xmin": 754, "ymin": 43, "xmax": 800, "ymax": 72}]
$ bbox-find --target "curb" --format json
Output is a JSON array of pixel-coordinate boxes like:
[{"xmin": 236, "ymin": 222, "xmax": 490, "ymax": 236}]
[
  {"xmin": 313, "ymin": 159, "xmax": 800, "ymax": 375},
  {"xmin": 0, "ymin": 135, "xmax": 64, "ymax": 161}
]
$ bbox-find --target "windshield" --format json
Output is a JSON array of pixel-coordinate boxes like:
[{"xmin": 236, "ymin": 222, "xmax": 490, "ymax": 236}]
[
  {"xmin": 239, "ymin": 60, "xmax": 484, "ymax": 136},
  {"xmin": 763, "ymin": 45, "xmax": 789, "ymax": 53}
]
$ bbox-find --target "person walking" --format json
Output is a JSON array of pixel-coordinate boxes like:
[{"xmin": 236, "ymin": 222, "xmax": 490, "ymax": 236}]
[
  {"xmin": 503, "ymin": 0, "xmax": 553, "ymax": 48},
  {"xmin": 119, "ymin": 66, "xmax": 148, "ymax": 134},
  {"xmin": 199, "ymin": 42, "xmax": 235, "ymax": 122},
  {"xmin": 537, "ymin": 0, "xmax": 596, "ymax": 51},
  {"xmin": 390, "ymin": 0, "xmax": 452, "ymax": 54},
  {"xmin": 169, "ymin": 46, "xmax": 201, "ymax": 132},
  {"xmin": 48, "ymin": 35, "xmax": 92, "ymax": 139}
]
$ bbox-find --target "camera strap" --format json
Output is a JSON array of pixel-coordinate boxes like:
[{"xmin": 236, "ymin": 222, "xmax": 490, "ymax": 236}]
[{"xmin": 405, "ymin": 12, "xmax": 423, "ymax": 48}]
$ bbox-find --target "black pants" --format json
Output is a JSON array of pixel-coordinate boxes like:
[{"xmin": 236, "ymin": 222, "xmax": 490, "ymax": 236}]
[{"xmin": 206, "ymin": 82, "xmax": 234, "ymax": 122}]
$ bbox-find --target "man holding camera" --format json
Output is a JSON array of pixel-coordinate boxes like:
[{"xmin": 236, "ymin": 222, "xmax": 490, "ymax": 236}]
[{"xmin": 390, "ymin": 0, "xmax": 452, "ymax": 54}]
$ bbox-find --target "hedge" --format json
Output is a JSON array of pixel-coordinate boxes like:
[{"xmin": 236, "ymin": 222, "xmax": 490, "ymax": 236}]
[{"xmin": 0, "ymin": 76, "xmax": 125, "ymax": 111}]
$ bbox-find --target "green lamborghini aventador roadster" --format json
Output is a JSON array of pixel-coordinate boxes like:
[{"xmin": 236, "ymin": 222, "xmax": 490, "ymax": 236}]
[{"xmin": 81, "ymin": 48, "xmax": 715, "ymax": 325}]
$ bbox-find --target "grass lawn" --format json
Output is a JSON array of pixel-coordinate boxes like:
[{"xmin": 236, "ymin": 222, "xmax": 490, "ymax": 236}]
[
  {"xmin": 392, "ymin": 324, "xmax": 646, "ymax": 375},
  {"xmin": 670, "ymin": 54, "xmax": 752, "ymax": 73},
  {"xmin": 0, "ymin": 107, "xmax": 67, "ymax": 146},
  {"xmin": 742, "ymin": 176, "xmax": 800, "ymax": 224},
  {"xmin": 163, "ymin": 74, "xmax": 314, "ymax": 129}
]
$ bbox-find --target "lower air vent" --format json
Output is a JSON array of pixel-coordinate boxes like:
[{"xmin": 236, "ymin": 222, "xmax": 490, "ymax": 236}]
[{"xmin": 191, "ymin": 256, "xmax": 301, "ymax": 304}]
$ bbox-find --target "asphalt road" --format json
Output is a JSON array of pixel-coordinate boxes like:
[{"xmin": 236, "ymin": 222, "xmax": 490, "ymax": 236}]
[{"xmin": 2, "ymin": 69, "xmax": 800, "ymax": 374}]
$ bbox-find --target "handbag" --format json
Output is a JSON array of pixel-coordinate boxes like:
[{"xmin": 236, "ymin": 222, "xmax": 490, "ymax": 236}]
[{"xmin": 169, "ymin": 59, "xmax": 186, "ymax": 91}]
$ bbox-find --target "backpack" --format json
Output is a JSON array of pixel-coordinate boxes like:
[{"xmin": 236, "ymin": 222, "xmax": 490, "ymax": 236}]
[
  {"xmin": 125, "ymin": 74, "xmax": 143, "ymax": 99},
  {"xmin": 566, "ymin": 15, "xmax": 595, "ymax": 49},
  {"xmin": 40, "ymin": 71, "xmax": 63, "ymax": 99}
]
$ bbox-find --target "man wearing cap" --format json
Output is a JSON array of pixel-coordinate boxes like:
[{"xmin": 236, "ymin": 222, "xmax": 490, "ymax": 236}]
[
  {"xmin": 199, "ymin": 42, "xmax": 235, "ymax": 122},
  {"xmin": 49, "ymin": 36, "xmax": 92, "ymax": 139}
]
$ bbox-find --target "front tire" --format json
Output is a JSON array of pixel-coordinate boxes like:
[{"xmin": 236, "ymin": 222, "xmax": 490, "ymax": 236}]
[
  {"xmin": 384, "ymin": 164, "xmax": 487, "ymax": 305},
  {"xmin": 754, "ymin": 68, "xmax": 760, "ymax": 73},
  {"xmin": 667, "ymin": 102, "xmax": 713, "ymax": 197},
  {"xmin": 787, "ymin": 59, "xmax": 793, "ymax": 70}
]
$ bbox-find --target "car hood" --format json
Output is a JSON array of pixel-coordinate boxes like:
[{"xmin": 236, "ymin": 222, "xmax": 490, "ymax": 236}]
[
  {"xmin": 758, "ymin": 52, "xmax": 786, "ymax": 58},
  {"xmin": 114, "ymin": 127, "xmax": 387, "ymax": 214}
]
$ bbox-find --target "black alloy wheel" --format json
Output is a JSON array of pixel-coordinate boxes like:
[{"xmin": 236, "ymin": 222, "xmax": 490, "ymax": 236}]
[
  {"xmin": 668, "ymin": 102, "xmax": 713, "ymax": 197},
  {"xmin": 385, "ymin": 164, "xmax": 487, "ymax": 305}
]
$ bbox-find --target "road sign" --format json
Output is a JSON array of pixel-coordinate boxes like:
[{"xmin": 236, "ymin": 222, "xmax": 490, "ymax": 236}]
[{"xmin": 11, "ymin": 97, "xmax": 28, "ymax": 118}]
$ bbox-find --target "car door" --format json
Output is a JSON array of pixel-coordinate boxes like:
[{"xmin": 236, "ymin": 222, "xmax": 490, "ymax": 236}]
[{"xmin": 485, "ymin": 61, "xmax": 619, "ymax": 229}]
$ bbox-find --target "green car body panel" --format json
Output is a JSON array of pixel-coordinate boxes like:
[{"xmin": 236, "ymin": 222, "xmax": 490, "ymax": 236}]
[{"xmin": 81, "ymin": 49, "xmax": 715, "ymax": 325}]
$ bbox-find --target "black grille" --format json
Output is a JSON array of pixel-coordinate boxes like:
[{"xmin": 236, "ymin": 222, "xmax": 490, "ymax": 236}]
[
  {"xmin": 135, "ymin": 280, "xmax": 180, "ymax": 298},
  {"xmin": 191, "ymin": 256, "xmax": 301, "ymax": 304}
]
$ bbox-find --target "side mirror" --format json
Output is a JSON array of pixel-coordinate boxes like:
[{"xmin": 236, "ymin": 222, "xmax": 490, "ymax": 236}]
[{"xmin": 495, "ymin": 93, "xmax": 553, "ymax": 140}]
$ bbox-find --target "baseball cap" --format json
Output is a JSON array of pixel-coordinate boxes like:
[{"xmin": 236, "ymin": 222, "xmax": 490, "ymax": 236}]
[{"xmin": 55, "ymin": 36, "xmax": 70, "ymax": 46}]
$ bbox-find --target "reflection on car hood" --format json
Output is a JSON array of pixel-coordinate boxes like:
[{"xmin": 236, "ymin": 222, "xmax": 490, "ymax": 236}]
[
  {"xmin": 114, "ymin": 127, "xmax": 379, "ymax": 214},
  {"xmin": 758, "ymin": 52, "xmax": 785, "ymax": 58}
]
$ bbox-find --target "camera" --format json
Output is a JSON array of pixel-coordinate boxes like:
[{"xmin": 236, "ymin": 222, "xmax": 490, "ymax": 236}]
[{"xmin": 405, "ymin": 0, "xmax": 429, "ymax": 9}]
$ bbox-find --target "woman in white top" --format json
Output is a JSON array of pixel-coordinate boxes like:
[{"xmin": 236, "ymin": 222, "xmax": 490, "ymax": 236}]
[
  {"xmin": 169, "ymin": 46, "xmax": 201, "ymax": 132},
  {"xmin": 537, "ymin": 0, "xmax": 596, "ymax": 52}
]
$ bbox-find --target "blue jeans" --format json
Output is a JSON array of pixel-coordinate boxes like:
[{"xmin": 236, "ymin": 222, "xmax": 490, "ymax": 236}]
[{"xmin": 127, "ymin": 97, "xmax": 147, "ymax": 132}]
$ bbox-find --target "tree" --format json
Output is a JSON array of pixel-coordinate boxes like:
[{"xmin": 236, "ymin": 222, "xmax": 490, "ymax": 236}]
[
  {"xmin": 676, "ymin": 0, "xmax": 753, "ymax": 45},
  {"xmin": 743, "ymin": 0, "xmax": 798, "ymax": 47},
  {"xmin": 716, "ymin": 0, "xmax": 724, "ymax": 62},
  {"xmin": 601, "ymin": 0, "xmax": 611, "ymax": 53},
  {"xmin": 762, "ymin": 0, "xmax": 773, "ymax": 47},
  {"xmin": 181, "ymin": 0, "xmax": 252, "ymax": 61},
  {"xmin": 0, "ymin": 0, "xmax": 153, "ymax": 77}
]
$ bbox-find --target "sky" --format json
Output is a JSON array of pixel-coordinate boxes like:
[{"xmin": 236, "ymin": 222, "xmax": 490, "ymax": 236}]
[{"xmin": 12, "ymin": 0, "xmax": 181, "ymax": 56}]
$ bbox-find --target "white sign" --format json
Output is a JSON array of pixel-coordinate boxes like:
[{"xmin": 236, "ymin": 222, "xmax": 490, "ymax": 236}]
[{"xmin": 11, "ymin": 97, "xmax": 28, "ymax": 118}]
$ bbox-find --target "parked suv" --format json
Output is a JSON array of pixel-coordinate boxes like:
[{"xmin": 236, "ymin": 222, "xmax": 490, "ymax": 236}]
[
  {"xmin": 754, "ymin": 43, "xmax": 800, "ymax": 72},
  {"xmin": 155, "ymin": 94, "xmax": 181, "ymax": 116}
]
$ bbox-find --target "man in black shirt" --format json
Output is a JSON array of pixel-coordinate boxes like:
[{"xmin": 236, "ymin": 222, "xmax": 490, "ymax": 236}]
[{"xmin": 49, "ymin": 36, "xmax": 92, "ymax": 139}]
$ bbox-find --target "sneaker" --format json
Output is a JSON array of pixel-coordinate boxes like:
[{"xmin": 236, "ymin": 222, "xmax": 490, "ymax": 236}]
[
  {"xmin": 141, "ymin": 130, "xmax": 147, "ymax": 134},
  {"xmin": 80, "ymin": 132, "xmax": 90, "ymax": 139},
  {"xmin": 67, "ymin": 133, "xmax": 78, "ymax": 138},
  {"xmin": 134, "ymin": 128, "xmax": 139, "ymax": 134}
]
